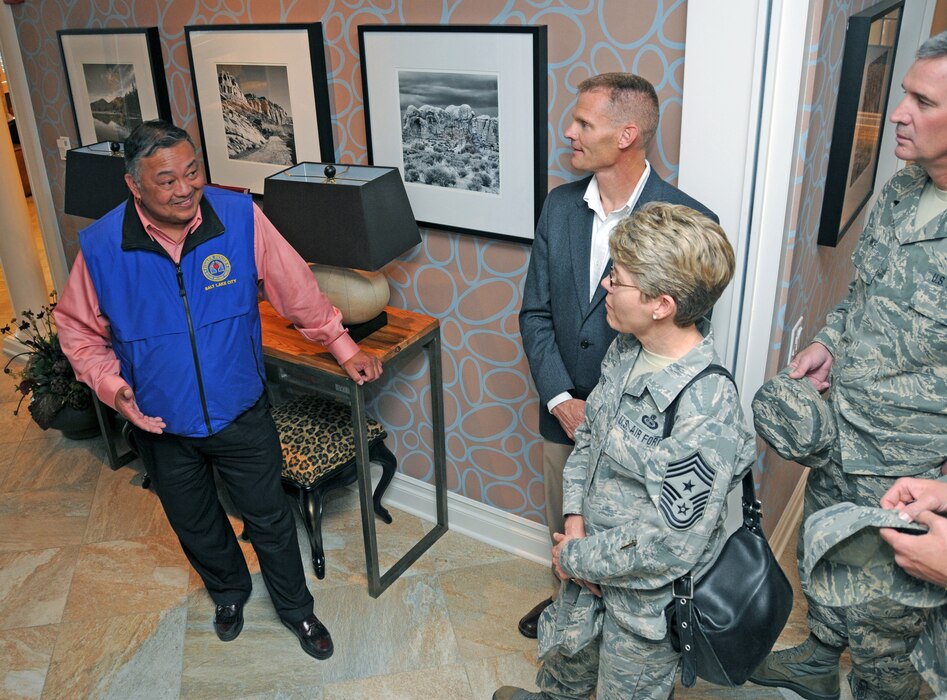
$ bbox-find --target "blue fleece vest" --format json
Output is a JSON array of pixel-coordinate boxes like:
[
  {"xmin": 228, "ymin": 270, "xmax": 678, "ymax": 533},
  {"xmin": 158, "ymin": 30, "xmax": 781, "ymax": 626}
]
[{"xmin": 79, "ymin": 187, "xmax": 265, "ymax": 437}]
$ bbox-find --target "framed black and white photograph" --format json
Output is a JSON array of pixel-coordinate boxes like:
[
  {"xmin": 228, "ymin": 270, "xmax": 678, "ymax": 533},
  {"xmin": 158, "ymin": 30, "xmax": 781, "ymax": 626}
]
[
  {"xmin": 358, "ymin": 25, "xmax": 547, "ymax": 242},
  {"xmin": 185, "ymin": 23, "xmax": 334, "ymax": 194},
  {"xmin": 818, "ymin": 0, "xmax": 904, "ymax": 246},
  {"xmin": 58, "ymin": 28, "xmax": 171, "ymax": 145}
]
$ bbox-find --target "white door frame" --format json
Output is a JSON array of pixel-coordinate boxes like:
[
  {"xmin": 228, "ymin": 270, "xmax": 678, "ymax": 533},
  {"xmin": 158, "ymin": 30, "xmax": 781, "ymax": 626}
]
[{"xmin": 679, "ymin": 0, "xmax": 810, "ymax": 418}]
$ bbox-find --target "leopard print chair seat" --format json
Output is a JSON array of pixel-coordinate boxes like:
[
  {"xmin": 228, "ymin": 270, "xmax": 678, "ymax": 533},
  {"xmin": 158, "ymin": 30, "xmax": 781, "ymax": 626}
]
[{"xmin": 272, "ymin": 395, "xmax": 396, "ymax": 579}]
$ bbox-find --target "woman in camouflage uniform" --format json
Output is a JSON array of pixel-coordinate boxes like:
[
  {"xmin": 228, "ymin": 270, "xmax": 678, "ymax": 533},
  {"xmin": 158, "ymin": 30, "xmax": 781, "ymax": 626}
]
[{"xmin": 495, "ymin": 203, "xmax": 756, "ymax": 700}]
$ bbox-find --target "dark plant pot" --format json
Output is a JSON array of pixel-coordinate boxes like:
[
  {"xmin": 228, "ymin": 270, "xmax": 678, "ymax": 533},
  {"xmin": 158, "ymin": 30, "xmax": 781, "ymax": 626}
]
[{"xmin": 46, "ymin": 404, "xmax": 100, "ymax": 440}]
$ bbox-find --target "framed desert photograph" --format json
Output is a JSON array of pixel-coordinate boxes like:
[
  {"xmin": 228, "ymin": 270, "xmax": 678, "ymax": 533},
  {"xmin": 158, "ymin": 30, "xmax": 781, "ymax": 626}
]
[
  {"xmin": 358, "ymin": 25, "xmax": 547, "ymax": 242},
  {"xmin": 184, "ymin": 23, "xmax": 334, "ymax": 195},
  {"xmin": 58, "ymin": 28, "xmax": 171, "ymax": 145},
  {"xmin": 818, "ymin": 0, "xmax": 904, "ymax": 246}
]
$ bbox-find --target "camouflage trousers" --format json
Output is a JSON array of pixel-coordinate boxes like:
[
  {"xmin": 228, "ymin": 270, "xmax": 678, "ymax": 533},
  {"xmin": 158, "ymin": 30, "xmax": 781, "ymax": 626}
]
[
  {"xmin": 912, "ymin": 606, "xmax": 947, "ymax": 697},
  {"xmin": 536, "ymin": 608, "xmax": 679, "ymax": 700},
  {"xmin": 801, "ymin": 459, "xmax": 940, "ymax": 700}
]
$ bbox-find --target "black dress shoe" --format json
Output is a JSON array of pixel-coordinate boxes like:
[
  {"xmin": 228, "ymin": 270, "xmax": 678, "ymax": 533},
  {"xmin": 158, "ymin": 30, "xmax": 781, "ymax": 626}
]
[
  {"xmin": 282, "ymin": 613, "xmax": 334, "ymax": 660},
  {"xmin": 517, "ymin": 597, "xmax": 553, "ymax": 639},
  {"xmin": 214, "ymin": 603, "xmax": 244, "ymax": 642}
]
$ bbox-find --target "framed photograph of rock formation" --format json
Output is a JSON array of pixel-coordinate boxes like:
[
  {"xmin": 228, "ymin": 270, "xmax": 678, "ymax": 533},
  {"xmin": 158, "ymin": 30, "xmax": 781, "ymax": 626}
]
[
  {"xmin": 58, "ymin": 28, "xmax": 171, "ymax": 146},
  {"xmin": 358, "ymin": 25, "xmax": 547, "ymax": 242},
  {"xmin": 184, "ymin": 23, "xmax": 334, "ymax": 195}
]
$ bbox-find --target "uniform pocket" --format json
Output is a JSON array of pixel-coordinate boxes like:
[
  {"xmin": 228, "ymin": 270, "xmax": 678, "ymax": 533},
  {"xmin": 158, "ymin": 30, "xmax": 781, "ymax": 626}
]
[
  {"xmin": 852, "ymin": 234, "xmax": 890, "ymax": 285},
  {"xmin": 908, "ymin": 274, "xmax": 947, "ymax": 362}
]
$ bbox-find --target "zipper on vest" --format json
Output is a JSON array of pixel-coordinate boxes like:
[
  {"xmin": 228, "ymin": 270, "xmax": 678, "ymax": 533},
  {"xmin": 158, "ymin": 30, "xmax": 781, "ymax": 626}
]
[{"xmin": 176, "ymin": 265, "xmax": 213, "ymax": 434}]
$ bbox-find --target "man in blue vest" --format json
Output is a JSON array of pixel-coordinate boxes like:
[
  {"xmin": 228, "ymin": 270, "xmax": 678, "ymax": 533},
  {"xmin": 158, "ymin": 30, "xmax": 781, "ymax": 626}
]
[{"xmin": 55, "ymin": 120, "xmax": 382, "ymax": 660}]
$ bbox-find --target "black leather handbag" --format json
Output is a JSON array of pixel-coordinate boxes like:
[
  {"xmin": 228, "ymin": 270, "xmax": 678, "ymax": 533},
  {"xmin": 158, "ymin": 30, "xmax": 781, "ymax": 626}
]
[{"xmin": 662, "ymin": 365, "xmax": 794, "ymax": 687}]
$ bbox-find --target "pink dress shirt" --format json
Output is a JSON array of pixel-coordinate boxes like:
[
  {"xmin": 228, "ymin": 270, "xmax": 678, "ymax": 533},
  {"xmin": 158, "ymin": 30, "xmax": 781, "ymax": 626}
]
[{"xmin": 55, "ymin": 197, "xmax": 359, "ymax": 410}]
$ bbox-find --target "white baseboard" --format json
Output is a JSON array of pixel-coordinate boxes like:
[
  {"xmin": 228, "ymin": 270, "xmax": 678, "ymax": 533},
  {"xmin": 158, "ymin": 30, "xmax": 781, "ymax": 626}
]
[
  {"xmin": 378, "ymin": 471, "xmax": 552, "ymax": 567},
  {"xmin": 769, "ymin": 471, "xmax": 808, "ymax": 559}
]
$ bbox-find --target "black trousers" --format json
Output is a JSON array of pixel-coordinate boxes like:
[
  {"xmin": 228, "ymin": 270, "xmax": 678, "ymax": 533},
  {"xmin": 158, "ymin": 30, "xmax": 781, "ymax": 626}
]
[{"xmin": 133, "ymin": 394, "xmax": 313, "ymax": 623}]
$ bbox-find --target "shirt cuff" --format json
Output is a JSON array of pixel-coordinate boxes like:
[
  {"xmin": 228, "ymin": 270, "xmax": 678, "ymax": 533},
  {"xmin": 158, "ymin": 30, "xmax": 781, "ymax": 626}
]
[
  {"xmin": 322, "ymin": 332, "xmax": 360, "ymax": 366},
  {"xmin": 547, "ymin": 391, "xmax": 573, "ymax": 413},
  {"xmin": 812, "ymin": 329, "xmax": 841, "ymax": 356},
  {"xmin": 97, "ymin": 375, "xmax": 130, "ymax": 411}
]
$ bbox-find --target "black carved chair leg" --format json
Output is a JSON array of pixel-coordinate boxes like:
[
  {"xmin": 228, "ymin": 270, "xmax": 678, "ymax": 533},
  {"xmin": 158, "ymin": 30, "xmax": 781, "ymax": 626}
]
[
  {"xmin": 369, "ymin": 440, "xmax": 397, "ymax": 524},
  {"xmin": 300, "ymin": 489, "xmax": 327, "ymax": 579}
]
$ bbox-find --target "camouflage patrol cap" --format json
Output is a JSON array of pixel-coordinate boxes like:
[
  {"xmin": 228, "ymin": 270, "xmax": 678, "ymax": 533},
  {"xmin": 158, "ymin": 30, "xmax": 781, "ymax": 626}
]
[
  {"xmin": 752, "ymin": 368, "xmax": 836, "ymax": 469},
  {"xmin": 801, "ymin": 502, "xmax": 947, "ymax": 609}
]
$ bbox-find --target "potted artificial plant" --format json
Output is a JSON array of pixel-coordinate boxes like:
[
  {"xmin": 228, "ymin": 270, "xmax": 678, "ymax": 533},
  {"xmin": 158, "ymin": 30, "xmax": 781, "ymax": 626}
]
[{"xmin": 2, "ymin": 293, "xmax": 98, "ymax": 439}]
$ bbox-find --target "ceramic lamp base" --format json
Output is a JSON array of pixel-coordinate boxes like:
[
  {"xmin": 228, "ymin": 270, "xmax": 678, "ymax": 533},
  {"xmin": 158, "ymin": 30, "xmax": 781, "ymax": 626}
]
[{"xmin": 308, "ymin": 263, "xmax": 390, "ymax": 340}]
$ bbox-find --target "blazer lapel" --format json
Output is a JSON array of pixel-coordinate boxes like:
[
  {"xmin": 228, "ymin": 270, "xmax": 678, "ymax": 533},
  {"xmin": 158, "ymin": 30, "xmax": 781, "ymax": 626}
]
[{"xmin": 570, "ymin": 199, "xmax": 595, "ymax": 313}]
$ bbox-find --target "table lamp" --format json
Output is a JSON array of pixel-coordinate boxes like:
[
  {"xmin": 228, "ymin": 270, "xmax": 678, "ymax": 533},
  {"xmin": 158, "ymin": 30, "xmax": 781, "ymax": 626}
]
[
  {"xmin": 64, "ymin": 141, "xmax": 129, "ymax": 219},
  {"xmin": 263, "ymin": 163, "xmax": 422, "ymax": 341}
]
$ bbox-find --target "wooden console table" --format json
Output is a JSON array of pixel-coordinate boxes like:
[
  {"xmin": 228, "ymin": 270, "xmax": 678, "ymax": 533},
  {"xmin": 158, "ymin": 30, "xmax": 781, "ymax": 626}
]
[{"xmin": 259, "ymin": 302, "xmax": 448, "ymax": 597}]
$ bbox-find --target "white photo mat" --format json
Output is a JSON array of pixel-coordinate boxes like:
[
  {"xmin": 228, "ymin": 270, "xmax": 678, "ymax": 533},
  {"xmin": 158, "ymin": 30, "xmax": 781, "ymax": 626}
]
[
  {"xmin": 185, "ymin": 24, "xmax": 333, "ymax": 195},
  {"xmin": 360, "ymin": 27, "xmax": 546, "ymax": 242},
  {"xmin": 59, "ymin": 29, "xmax": 167, "ymax": 146}
]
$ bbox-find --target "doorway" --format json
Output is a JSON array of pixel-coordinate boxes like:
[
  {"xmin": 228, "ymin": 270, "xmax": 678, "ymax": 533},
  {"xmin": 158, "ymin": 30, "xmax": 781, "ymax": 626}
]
[{"xmin": 0, "ymin": 47, "xmax": 54, "ymax": 325}]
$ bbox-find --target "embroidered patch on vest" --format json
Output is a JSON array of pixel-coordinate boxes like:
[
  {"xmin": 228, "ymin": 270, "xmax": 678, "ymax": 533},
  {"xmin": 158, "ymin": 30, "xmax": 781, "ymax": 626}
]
[
  {"xmin": 202, "ymin": 254, "xmax": 232, "ymax": 283},
  {"xmin": 659, "ymin": 452, "xmax": 716, "ymax": 531}
]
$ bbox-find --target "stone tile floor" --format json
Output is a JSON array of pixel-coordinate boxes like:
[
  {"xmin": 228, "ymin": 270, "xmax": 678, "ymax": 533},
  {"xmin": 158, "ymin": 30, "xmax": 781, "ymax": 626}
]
[{"xmin": 0, "ymin": 398, "xmax": 930, "ymax": 699}]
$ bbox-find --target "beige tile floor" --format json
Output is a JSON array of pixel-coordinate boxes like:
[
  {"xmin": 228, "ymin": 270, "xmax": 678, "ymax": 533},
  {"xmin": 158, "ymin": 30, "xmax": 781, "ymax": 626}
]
[{"xmin": 0, "ymin": 393, "xmax": 902, "ymax": 700}]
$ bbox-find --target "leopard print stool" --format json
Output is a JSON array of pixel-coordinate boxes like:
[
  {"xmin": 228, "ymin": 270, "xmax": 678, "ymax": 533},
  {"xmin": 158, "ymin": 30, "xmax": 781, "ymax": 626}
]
[{"xmin": 272, "ymin": 395, "xmax": 396, "ymax": 579}]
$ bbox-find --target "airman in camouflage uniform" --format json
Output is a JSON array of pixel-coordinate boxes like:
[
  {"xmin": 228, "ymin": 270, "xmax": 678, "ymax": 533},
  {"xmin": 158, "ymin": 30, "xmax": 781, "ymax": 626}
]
[
  {"xmin": 495, "ymin": 203, "xmax": 746, "ymax": 700},
  {"xmin": 749, "ymin": 32, "xmax": 947, "ymax": 700}
]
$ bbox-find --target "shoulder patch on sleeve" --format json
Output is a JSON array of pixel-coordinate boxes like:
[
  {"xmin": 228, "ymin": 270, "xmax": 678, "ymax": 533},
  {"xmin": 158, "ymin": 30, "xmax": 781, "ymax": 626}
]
[{"xmin": 659, "ymin": 452, "xmax": 716, "ymax": 531}]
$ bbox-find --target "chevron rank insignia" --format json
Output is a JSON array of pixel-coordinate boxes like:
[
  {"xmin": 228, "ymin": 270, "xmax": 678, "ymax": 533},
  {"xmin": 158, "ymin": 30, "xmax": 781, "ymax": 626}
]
[{"xmin": 659, "ymin": 452, "xmax": 716, "ymax": 530}]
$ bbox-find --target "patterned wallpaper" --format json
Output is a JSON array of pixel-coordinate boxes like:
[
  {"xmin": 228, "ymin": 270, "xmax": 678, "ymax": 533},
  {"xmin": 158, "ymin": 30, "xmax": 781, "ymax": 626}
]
[
  {"xmin": 10, "ymin": 0, "xmax": 692, "ymax": 525},
  {"xmin": 757, "ymin": 0, "xmax": 878, "ymax": 515}
]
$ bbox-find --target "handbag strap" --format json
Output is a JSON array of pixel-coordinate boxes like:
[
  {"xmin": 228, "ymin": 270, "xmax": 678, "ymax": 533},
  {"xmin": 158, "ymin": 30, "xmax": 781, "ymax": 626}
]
[{"xmin": 663, "ymin": 364, "xmax": 762, "ymax": 686}]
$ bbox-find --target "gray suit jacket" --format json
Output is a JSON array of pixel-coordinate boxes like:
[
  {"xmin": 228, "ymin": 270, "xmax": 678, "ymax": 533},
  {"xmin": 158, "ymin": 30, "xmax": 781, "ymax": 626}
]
[{"xmin": 519, "ymin": 171, "xmax": 717, "ymax": 444}]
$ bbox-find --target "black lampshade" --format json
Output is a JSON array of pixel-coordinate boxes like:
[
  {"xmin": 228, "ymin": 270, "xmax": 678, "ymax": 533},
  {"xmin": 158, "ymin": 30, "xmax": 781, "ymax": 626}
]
[
  {"xmin": 64, "ymin": 142, "xmax": 129, "ymax": 219},
  {"xmin": 263, "ymin": 163, "xmax": 421, "ymax": 271}
]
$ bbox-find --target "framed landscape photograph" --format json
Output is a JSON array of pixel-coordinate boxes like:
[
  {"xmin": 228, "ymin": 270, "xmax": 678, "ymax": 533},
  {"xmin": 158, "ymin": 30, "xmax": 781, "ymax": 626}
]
[
  {"xmin": 358, "ymin": 25, "xmax": 547, "ymax": 242},
  {"xmin": 58, "ymin": 28, "xmax": 171, "ymax": 145},
  {"xmin": 184, "ymin": 23, "xmax": 334, "ymax": 194},
  {"xmin": 818, "ymin": 0, "xmax": 904, "ymax": 246}
]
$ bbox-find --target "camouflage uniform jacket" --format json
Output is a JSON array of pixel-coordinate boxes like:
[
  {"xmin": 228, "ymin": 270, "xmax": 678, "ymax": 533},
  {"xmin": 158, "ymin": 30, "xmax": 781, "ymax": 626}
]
[
  {"xmin": 559, "ymin": 327, "xmax": 756, "ymax": 640},
  {"xmin": 813, "ymin": 165, "xmax": 947, "ymax": 476}
]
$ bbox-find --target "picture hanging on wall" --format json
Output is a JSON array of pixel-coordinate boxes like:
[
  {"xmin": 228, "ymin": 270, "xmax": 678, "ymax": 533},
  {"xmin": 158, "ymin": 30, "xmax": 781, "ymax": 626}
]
[
  {"xmin": 58, "ymin": 28, "xmax": 171, "ymax": 146},
  {"xmin": 358, "ymin": 25, "xmax": 548, "ymax": 242},
  {"xmin": 184, "ymin": 23, "xmax": 335, "ymax": 195},
  {"xmin": 818, "ymin": 0, "xmax": 904, "ymax": 246}
]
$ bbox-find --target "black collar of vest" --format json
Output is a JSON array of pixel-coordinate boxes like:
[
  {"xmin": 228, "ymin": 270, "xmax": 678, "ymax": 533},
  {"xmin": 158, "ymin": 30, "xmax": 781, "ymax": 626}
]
[{"xmin": 120, "ymin": 191, "xmax": 227, "ymax": 258}]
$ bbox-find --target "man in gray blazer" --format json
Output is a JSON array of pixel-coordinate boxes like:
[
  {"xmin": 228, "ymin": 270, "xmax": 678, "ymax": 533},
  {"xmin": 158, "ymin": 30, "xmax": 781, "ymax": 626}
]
[{"xmin": 517, "ymin": 72, "xmax": 716, "ymax": 638}]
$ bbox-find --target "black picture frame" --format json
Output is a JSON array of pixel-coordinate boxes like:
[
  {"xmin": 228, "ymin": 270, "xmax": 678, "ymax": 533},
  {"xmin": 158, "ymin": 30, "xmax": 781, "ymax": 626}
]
[
  {"xmin": 818, "ymin": 0, "xmax": 904, "ymax": 247},
  {"xmin": 58, "ymin": 27, "xmax": 171, "ymax": 146},
  {"xmin": 184, "ymin": 23, "xmax": 335, "ymax": 195},
  {"xmin": 358, "ymin": 24, "xmax": 548, "ymax": 243}
]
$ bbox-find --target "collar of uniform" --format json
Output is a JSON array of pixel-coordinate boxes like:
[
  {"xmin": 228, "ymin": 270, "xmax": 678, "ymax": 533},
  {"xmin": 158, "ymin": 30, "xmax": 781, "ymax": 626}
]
[
  {"xmin": 637, "ymin": 322, "xmax": 718, "ymax": 413},
  {"xmin": 120, "ymin": 191, "xmax": 227, "ymax": 256},
  {"xmin": 893, "ymin": 165, "xmax": 947, "ymax": 244}
]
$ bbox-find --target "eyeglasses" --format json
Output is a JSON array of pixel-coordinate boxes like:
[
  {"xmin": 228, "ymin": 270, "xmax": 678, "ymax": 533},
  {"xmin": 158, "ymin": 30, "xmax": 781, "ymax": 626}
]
[{"xmin": 608, "ymin": 268, "xmax": 639, "ymax": 291}]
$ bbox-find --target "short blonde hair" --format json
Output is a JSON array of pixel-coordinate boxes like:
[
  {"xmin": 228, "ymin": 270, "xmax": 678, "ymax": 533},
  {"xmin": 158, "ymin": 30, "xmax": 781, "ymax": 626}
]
[
  {"xmin": 609, "ymin": 203, "xmax": 734, "ymax": 326},
  {"xmin": 578, "ymin": 73, "xmax": 659, "ymax": 149}
]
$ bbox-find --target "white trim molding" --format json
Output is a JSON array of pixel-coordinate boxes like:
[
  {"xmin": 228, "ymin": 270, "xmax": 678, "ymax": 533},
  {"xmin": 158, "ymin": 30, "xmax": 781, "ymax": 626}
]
[{"xmin": 382, "ymin": 472, "xmax": 552, "ymax": 566}]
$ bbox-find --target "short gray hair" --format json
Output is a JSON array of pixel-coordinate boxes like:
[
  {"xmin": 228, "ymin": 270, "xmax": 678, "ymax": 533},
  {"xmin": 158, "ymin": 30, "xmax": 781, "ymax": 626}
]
[
  {"xmin": 917, "ymin": 30, "xmax": 947, "ymax": 59},
  {"xmin": 124, "ymin": 120, "xmax": 195, "ymax": 185}
]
